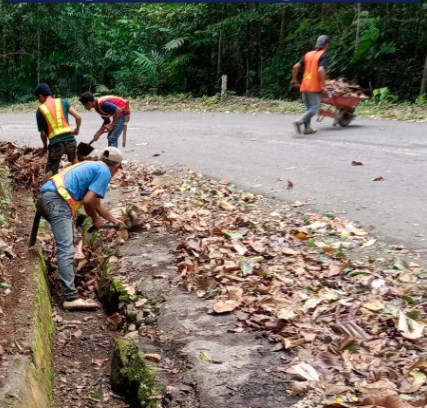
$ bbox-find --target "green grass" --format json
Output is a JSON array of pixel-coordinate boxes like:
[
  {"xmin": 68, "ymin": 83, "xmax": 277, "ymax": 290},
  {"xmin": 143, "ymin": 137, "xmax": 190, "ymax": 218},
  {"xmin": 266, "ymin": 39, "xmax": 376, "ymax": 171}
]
[
  {"xmin": 0, "ymin": 94, "xmax": 425, "ymax": 122},
  {"xmin": 0, "ymin": 164, "xmax": 13, "ymax": 228}
]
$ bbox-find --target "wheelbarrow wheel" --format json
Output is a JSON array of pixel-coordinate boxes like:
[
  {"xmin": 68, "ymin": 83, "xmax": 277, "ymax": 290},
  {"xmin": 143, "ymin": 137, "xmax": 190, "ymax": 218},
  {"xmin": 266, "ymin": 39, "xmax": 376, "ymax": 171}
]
[{"xmin": 338, "ymin": 108, "xmax": 354, "ymax": 127}]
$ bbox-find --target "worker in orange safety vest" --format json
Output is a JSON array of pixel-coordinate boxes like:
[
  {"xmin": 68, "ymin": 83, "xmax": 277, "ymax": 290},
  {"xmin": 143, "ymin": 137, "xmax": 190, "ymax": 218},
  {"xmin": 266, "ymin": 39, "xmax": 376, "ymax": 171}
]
[
  {"xmin": 291, "ymin": 35, "xmax": 330, "ymax": 135},
  {"xmin": 35, "ymin": 83, "xmax": 81, "ymax": 175}
]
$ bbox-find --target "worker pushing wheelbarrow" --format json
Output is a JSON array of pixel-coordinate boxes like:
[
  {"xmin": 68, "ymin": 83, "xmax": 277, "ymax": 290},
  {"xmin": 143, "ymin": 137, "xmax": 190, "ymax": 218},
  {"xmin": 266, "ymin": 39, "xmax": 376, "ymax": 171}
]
[{"xmin": 318, "ymin": 90, "xmax": 368, "ymax": 127}]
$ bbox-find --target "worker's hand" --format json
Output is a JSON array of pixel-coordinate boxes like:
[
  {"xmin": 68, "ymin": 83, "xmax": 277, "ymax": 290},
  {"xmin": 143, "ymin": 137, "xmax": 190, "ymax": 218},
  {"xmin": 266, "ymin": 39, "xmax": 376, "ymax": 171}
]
[
  {"xmin": 93, "ymin": 218, "xmax": 104, "ymax": 231},
  {"xmin": 103, "ymin": 124, "xmax": 114, "ymax": 132},
  {"xmin": 122, "ymin": 142, "xmax": 126, "ymax": 148},
  {"xmin": 291, "ymin": 80, "xmax": 300, "ymax": 88},
  {"xmin": 73, "ymin": 128, "xmax": 80, "ymax": 136}
]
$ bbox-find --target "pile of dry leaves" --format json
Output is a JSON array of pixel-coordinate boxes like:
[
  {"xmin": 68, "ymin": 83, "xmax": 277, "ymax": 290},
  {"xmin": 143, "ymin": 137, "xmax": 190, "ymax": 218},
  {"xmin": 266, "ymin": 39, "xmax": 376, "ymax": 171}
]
[
  {"xmin": 117, "ymin": 165, "xmax": 427, "ymax": 408},
  {"xmin": 325, "ymin": 79, "xmax": 368, "ymax": 98},
  {"xmin": 1, "ymin": 142, "xmax": 427, "ymax": 408}
]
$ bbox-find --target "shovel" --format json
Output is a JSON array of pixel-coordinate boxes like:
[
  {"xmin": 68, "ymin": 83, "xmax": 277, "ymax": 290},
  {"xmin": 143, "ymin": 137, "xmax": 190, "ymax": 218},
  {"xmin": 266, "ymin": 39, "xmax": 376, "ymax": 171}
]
[
  {"xmin": 29, "ymin": 213, "xmax": 41, "ymax": 247},
  {"xmin": 77, "ymin": 138, "xmax": 96, "ymax": 157},
  {"xmin": 88, "ymin": 223, "xmax": 120, "ymax": 234}
]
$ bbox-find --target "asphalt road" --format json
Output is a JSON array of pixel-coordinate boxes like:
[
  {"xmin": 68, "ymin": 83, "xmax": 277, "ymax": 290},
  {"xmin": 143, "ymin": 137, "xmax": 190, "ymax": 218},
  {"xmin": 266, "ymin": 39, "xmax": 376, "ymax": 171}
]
[{"xmin": 1, "ymin": 110, "xmax": 426, "ymax": 250}]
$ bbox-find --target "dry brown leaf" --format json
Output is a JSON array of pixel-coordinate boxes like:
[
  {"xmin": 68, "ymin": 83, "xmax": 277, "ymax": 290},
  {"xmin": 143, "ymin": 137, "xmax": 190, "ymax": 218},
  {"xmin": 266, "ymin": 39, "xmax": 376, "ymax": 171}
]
[
  {"xmin": 226, "ymin": 285, "xmax": 243, "ymax": 301},
  {"xmin": 399, "ymin": 371, "xmax": 426, "ymax": 393},
  {"xmin": 231, "ymin": 240, "xmax": 248, "ymax": 256},
  {"xmin": 219, "ymin": 200, "xmax": 235, "ymax": 211},
  {"xmin": 323, "ymin": 384, "xmax": 351, "ymax": 395},
  {"xmin": 277, "ymin": 307, "xmax": 296, "ymax": 320},
  {"xmin": 212, "ymin": 300, "xmax": 240, "ymax": 314},
  {"xmin": 398, "ymin": 311, "xmax": 424, "ymax": 340},
  {"xmin": 145, "ymin": 353, "xmax": 161, "ymax": 363},
  {"xmin": 281, "ymin": 337, "xmax": 306, "ymax": 349},
  {"xmin": 360, "ymin": 396, "xmax": 415, "ymax": 408},
  {"xmin": 286, "ymin": 362, "xmax": 320, "ymax": 382},
  {"xmin": 359, "ymin": 379, "xmax": 398, "ymax": 398},
  {"xmin": 91, "ymin": 358, "xmax": 109, "ymax": 366},
  {"xmin": 107, "ymin": 312, "xmax": 123, "ymax": 330},
  {"xmin": 73, "ymin": 329, "xmax": 83, "ymax": 338},
  {"xmin": 362, "ymin": 298, "xmax": 385, "ymax": 312},
  {"xmin": 330, "ymin": 319, "xmax": 371, "ymax": 341},
  {"xmin": 281, "ymin": 247, "xmax": 298, "ymax": 256}
]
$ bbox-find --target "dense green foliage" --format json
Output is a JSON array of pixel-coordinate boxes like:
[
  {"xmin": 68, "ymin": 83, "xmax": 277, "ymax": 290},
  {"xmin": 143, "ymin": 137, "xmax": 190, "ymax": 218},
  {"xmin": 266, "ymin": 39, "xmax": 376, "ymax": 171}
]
[{"xmin": 0, "ymin": 1, "xmax": 426, "ymax": 103}]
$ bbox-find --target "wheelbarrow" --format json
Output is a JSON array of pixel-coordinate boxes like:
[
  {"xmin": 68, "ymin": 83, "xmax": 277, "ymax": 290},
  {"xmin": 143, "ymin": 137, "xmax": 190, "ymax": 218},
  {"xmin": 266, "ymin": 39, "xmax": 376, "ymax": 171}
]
[{"xmin": 318, "ymin": 91, "xmax": 368, "ymax": 127}]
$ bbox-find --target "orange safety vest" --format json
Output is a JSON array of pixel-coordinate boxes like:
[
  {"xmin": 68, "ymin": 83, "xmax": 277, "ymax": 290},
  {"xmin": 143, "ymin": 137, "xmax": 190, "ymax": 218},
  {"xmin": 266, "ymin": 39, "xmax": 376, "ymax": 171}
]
[
  {"xmin": 300, "ymin": 50, "xmax": 326, "ymax": 93},
  {"xmin": 95, "ymin": 96, "xmax": 130, "ymax": 119},
  {"xmin": 51, "ymin": 162, "xmax": 87, "ymax": 218},
  {"xmin": 39, "ymin": 98, "xmax": 73, "ymax": 140}
]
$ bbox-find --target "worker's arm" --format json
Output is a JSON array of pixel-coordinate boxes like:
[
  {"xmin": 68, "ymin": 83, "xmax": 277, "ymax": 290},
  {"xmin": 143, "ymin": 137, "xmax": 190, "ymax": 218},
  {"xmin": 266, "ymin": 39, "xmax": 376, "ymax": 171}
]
[
  {"xmin": 292, "ymin": 62, "xmax": 302, "ymax": 87},
  {"xmin": 36, "ymin": 108, "xmax": 48, "ymax": 152},
  {"xmin": 68, "ymin": 107, "xmax": 82, "ymax": 136},
  {"xmin": 318, "ymin": 66, "xmax": 326, "ymax": 91},
  {"xmin": 93, "ymin": 118, "xmax": 110, "ymax": 141},
  {"xmin": 82, "ymin": 190, "xmax": 126, "ymax": 229},
  {"xmin": 40, "ymin": 131, "xmax": 48, "ymax": 152},
  {"xmin": 93, "ymin": 126, "xmax": 107, "ymax": 141},
  {"xmin": 104, "ymin": 107, "xmax": 122, "ymax": 132}
]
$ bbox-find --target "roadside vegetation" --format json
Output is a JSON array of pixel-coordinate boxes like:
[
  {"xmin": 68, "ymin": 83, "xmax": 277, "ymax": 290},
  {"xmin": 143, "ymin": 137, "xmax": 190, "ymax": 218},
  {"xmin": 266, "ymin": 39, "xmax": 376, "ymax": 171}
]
[
  {"xmin": 0, "ymin": 2, "xmax": 426, "ymax": 105},
  {"xmin": 0, "ymin": 93, "xmax": 425, "ymax": 123}
]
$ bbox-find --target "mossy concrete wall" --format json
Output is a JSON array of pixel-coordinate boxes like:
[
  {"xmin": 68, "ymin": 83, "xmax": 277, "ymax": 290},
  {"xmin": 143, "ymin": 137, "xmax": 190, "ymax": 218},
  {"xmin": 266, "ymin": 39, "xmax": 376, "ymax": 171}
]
[
  {"xmin": 111, "ymin": 338, "xmax": 159, "ymax": 408},
  {"xmin": 0, "ymin": 253, "xmax": 53, "ymax": 408}
]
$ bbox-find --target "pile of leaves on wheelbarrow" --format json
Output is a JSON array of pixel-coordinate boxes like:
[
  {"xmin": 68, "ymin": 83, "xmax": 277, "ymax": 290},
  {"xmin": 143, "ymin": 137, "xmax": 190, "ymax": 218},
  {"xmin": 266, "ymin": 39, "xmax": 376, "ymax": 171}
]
[{"xmin": 325, "ymin": 79, "xmax": 368, "ymax": 98}]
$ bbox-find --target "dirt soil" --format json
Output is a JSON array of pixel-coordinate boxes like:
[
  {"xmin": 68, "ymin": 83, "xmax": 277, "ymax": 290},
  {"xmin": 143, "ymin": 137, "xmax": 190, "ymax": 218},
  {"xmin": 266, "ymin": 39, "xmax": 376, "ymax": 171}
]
[
  {"xmin": 113, "ymin": 229, "xmax": 300, "ymax": 408},
  {"xmin": 50, "ymin": 304, "xmax": 127, "ymax": 408},
  {"xmin": 0, "ymin": 188, "xmax": 37, "ymax": 389}
]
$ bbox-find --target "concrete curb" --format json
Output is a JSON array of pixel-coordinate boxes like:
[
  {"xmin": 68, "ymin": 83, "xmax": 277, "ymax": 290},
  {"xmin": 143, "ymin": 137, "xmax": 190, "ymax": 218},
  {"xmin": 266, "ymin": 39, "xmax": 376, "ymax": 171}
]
[{"xmin": 0, "ymin": 253, "xmax": 53, "ymax": 408}]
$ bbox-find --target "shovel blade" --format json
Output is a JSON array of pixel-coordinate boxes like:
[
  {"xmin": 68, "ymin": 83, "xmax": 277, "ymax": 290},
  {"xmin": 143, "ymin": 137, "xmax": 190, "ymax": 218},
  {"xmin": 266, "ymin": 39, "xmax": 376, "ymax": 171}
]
[{"xmin": 77, "ymin": 142, "xmax": 95, "ymax": 157}]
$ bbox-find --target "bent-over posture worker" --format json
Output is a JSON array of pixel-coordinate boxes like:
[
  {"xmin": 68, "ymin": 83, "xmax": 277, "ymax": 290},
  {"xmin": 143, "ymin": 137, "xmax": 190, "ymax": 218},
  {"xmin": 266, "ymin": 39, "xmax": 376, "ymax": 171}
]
[
  {"xmin": 291, "ymin": 35, "xmax": 330, "ymax": 135},
  {"xmin": 35, "ymin": 147, "xmax": 126, "ymax": 310},
  {"xmin": 35, "ymin": 83, "xmax": 81, "ymax": 175},
  {"xmin": 79, "ymin": 92, "xmax": 130, "ymax": 148}
]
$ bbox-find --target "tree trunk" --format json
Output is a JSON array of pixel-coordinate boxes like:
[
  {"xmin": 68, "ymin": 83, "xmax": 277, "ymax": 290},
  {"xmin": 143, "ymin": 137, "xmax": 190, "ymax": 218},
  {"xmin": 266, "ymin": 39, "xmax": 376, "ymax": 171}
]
[
  {"xmin": 355, "ymin": 3, "xmax": 362, "ymax": 46},
  {"xmin": 37, "ymin": 29, "xmax": 41, "ymax": 83},
  {"xmin": 259, "ymin": 50, "xmax": 263, "ymax": 94},
  {"xmin": 279, "ymin": 8, "xmax": 285, "ymax": 46},
  {"xmin": 221, "ymin": 74, "xmax": 227, "ymax": 101},
  {"xmin": 216, "ymin": 28, "xmax": 222, "ymax": 78},
  {"xmin": 246, "ymin": 56, "xmax": 249, "ymax": 95},
  {"xmin": 420, "ymin": 52, "xmax": 427, "ymax": 96}
]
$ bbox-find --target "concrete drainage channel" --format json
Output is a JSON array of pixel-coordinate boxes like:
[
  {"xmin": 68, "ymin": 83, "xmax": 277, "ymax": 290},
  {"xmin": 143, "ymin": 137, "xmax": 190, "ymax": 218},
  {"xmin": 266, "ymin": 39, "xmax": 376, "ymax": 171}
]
[{"xmin": 0, "ymin": 181, "xmax": 299, "ymax": 408}]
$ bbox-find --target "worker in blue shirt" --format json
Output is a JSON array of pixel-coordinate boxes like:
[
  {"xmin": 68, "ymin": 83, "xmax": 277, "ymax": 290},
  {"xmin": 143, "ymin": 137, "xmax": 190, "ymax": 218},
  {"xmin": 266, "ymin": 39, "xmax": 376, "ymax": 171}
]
[{"xmin": 35, "ymin": 147, "xmax": 126, "ymax": 310}]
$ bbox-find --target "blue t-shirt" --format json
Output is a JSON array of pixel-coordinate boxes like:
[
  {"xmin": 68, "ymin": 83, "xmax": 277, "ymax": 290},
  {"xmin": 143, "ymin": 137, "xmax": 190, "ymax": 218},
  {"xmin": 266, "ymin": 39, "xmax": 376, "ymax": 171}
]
[{"xmin": 40, "ymin": 161, "xmax": 112, "ymax": 200}]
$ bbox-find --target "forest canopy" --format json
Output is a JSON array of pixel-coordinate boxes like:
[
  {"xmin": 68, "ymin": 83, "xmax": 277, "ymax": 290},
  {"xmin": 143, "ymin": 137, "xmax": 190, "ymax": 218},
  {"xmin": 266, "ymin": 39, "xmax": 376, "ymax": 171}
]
[{"xmin": 0, "ymin": 1, "xmax": 426, "ymax": 103}]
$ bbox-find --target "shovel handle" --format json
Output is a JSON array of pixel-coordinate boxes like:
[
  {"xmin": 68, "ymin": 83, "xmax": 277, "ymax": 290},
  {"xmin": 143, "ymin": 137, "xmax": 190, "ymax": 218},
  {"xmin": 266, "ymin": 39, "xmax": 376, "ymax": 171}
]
[
  {"xmin": 29, "ymin": 213, "xmax": 41, "ymax": 247},
  {"xmin": 88, "ymin": 223, "xmax": 120, "ymax": 233}
]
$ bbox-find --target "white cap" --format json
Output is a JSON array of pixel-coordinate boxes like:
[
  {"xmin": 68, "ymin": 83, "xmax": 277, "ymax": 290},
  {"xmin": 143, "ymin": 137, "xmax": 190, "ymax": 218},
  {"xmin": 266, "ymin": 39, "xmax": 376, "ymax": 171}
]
[{"xmin": 102, "ymin": 147, "xmax": 123, "ymax": 164}]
